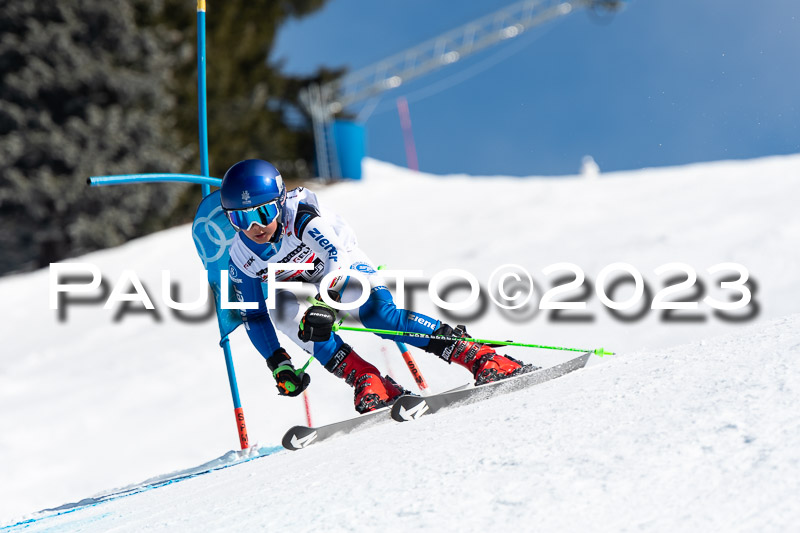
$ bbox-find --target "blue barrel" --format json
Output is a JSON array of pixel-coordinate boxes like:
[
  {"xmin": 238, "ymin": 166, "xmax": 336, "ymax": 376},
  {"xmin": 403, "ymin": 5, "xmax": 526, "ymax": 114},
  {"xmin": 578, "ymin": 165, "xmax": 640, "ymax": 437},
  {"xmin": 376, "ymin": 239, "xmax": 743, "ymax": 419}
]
[{"xmin": 333, "ymin": 120, "xmax": 366, "ymax": 180}]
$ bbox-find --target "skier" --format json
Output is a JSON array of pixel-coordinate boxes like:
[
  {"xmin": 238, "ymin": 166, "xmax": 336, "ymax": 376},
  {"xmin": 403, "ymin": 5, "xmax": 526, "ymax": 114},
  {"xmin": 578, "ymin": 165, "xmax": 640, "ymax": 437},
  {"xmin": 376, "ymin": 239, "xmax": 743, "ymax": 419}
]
[{"xmin": 222, "ymin": 159, "xmax": 534, "ymax": 413}]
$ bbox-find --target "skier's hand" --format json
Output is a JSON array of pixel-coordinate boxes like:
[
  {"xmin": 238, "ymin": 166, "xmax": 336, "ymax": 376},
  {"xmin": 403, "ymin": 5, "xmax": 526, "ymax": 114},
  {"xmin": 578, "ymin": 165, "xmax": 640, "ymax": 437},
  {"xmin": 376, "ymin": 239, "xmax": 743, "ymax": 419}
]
[
  {"xmin": 274, "ymin": 367, "xmax": 310, "ymax": 397},
  {"xmin": 298, "ymin": 294, "xmax": 339, "ymax": 342},
  {"xmin": 266, "ymin": 348, "xmax": 310, "ymax": 397}
]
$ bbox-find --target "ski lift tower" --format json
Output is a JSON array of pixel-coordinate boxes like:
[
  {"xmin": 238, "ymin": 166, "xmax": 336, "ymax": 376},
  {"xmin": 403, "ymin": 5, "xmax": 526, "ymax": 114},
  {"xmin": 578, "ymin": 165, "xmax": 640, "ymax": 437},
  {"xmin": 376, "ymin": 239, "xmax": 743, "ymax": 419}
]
[{"xmin": 300, "ymin": 0, "xmax": 625, "ymax": 179}]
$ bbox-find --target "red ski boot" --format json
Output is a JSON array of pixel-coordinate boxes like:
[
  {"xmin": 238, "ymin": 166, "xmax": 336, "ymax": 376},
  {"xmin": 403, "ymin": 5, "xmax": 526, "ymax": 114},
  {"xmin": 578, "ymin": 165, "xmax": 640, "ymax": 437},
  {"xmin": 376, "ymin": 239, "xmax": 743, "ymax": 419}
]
[
  {"xmin": 325, "ymin": 344, "xmax": 409, "ymax": 413},
  {"xmin": 424, "ymin": 324, "xmax": 537, "ymax": 385}
]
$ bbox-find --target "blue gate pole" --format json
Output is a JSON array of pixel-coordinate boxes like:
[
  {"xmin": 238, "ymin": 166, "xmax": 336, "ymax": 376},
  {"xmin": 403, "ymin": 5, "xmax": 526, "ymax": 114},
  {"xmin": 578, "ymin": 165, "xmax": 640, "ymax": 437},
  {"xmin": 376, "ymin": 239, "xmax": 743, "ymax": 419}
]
[
  {"xmin": 197, "ymin": 0, "xmax": 211, "ymax": 198},
  {"xmin": 198, "ymin": 0, "xmax": 249, "ymax": 450},
  {"xmin": 221, "ymin": 337, "xmax": 248, "ymax": 449}
]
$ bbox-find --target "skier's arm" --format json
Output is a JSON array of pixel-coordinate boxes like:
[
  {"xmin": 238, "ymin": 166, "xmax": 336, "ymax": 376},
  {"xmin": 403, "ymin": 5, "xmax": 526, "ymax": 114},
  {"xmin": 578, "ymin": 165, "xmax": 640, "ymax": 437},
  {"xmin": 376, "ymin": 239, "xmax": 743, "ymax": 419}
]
[
  {"xmin": 230, "ymin": 261, "xmax": 310, "ymax": 396},
  {"xmin": 296, "ymin": 206, "xmax": 353, "ymax": 292},
  {"xmin": 229, "ymin": 261, "xmax": 282, "ymax": 358}
]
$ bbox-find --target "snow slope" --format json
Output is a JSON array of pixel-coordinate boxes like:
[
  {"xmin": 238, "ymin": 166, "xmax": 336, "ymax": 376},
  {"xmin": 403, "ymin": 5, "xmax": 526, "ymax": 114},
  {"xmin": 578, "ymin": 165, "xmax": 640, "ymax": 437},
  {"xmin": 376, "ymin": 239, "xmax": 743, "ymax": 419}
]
[
  {"xmin": 1, "ymin": 155, "xmax": 799, "ymax": 528},
  {"xmin": 5, "ymin": 314, "xmax": 800, "ymax": 532}
]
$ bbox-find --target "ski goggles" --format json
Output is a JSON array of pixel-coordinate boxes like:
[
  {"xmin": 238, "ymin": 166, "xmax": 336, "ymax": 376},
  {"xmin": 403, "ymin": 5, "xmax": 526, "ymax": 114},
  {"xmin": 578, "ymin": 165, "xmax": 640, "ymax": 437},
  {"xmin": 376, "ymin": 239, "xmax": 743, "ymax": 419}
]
[{"xmin": 225, "ymin": 200, "xmax": 282, "ymax": 231}]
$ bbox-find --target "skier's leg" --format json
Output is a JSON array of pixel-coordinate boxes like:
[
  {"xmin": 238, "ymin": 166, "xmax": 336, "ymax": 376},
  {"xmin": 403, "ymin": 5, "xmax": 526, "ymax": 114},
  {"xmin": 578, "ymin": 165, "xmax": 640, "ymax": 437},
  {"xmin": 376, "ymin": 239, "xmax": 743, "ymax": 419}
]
[
  {"xmin": 323, "ymin": 343, "xmax": 408, "ymax": 413},
  {"xmin": 423, "ymin": 324, "xmax": 537, "ymax": 385},
  {"xmin": 343, "ymin": 251, "xmax": 536, "ymax": 385},
  {"xmin": 341, "ymin": 252, "xmax": 440, "ymax": 347},
  {"xmin": 273, "ymin": 288, "xmax": 406, "ymax": 413}
]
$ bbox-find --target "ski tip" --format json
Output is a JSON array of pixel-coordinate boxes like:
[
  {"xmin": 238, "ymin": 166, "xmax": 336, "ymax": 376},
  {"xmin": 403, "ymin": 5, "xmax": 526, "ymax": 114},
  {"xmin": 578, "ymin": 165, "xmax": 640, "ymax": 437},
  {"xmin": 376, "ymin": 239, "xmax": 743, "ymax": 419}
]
[
  {"xmin": 390, "ymin": 395, "xmax": 430, "ymax": 422},
  {"xmin": 281, "ymin": 425, "xmax": 316, "ymax": 451},
  {"xmin": 593, "ymin": 347, "xmax": 614, "ymax": 357}
]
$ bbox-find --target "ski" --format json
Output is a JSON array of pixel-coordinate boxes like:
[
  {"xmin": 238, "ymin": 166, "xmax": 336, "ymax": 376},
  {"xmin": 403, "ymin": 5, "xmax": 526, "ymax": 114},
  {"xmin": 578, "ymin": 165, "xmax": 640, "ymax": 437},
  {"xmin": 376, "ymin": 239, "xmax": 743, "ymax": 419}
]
[
  {"xmin": 279, "ymin": 355, "xmax": 592, "ymax": 450},
  {"xmin": 281, "ymin": 406, "xmax": 391, "ymax": 451},
  {"xmin": 280, "ymin": 381, "xmax": 475, "ymax": 450},
  {"xmin": 390, "ymin": 352, "xmax": 592, "ymax": 422}
]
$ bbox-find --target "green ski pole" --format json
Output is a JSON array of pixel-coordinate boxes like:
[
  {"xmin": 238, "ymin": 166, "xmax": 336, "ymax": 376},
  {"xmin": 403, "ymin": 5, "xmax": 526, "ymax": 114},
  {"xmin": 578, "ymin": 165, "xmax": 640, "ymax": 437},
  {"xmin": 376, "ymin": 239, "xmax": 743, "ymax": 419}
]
[{"xmin": 331, "ymin": 323, "xmax": 614, "ymax": 357}]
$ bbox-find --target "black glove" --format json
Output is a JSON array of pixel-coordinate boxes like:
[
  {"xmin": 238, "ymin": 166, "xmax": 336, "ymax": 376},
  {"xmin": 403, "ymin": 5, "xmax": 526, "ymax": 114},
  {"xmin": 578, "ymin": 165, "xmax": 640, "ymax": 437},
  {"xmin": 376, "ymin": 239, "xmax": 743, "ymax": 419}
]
[
  {"xmin": 266, "ymin": 348, "xmax": 310, "ymax": 397},
  {"xmin": 298, "ymin": 291, "xmax": 340, "ymax": 342}
]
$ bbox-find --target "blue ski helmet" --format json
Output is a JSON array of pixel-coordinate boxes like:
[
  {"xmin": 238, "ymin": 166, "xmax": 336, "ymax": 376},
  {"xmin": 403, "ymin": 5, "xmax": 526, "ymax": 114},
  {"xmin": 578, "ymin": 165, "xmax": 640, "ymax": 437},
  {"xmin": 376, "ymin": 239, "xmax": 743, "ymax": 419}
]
[{"xmin": 220, "ymin": 159, "xmax": 287, "ymax": 246}]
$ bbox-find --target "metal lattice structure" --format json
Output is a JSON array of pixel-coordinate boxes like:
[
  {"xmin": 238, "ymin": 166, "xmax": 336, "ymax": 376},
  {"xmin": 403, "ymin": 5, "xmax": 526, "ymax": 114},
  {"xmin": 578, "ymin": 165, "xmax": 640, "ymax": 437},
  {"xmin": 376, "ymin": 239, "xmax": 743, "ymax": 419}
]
[{"xmin": 302, "ymin": 0, "xmax": 625, "ymax": 179}]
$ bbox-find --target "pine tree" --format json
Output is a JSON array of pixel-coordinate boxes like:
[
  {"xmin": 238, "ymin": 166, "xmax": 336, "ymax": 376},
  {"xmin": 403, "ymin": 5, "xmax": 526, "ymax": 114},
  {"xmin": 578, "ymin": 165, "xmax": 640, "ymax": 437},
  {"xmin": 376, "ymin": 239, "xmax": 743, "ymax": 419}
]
[
  {"xmin": 0, "ymin": 0, "xmax": 186, "ymax": 273},
  {"xmin": 155, "ymin": 0, "xmax": 344, "ymax": 180},
  {"xmin": 0, "ymin": 0, "xmax": 344, "ymax": 275}
]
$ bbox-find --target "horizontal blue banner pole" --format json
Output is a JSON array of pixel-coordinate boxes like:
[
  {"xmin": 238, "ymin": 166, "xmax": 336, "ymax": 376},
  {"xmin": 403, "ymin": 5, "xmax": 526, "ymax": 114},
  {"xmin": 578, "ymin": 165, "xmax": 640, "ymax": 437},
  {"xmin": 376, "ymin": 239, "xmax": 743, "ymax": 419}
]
[{"xmin": 88, "ymin": 173, "xmax": 222, "ymax": 188}]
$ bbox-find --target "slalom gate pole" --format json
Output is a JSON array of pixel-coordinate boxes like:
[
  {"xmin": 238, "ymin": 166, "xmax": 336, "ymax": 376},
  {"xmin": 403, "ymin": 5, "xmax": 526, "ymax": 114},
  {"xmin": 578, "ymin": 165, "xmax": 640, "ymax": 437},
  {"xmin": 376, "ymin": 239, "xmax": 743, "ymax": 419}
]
[
  {"xmin": 88, "ymin": 174, "xmax": 221, "ymax": 188},
  {"xmin": 220, "ymin": 337, "xmax": 249, "ymax": 449},
  {"xmin": 298, "ymin": 355, "xmax": 314, "ymax": 425},
  {"xmin": 302, "ymin": 390, "xmax": 313, "ymax": 427},
  {"xmin": 197, "ymin": 0, "xmax": 211, "ymax": 198},
  {"xmin": 331, "ymin": 324, "xmax": 614, "ymax": 357},
  {"xmin": 380, "ymin": 346, "xmax": 396, "ymax": 379},
  {"xmin": 198, "ymin": 0, "xmax": 249, "ymax": 450},
  {"xmin": 373, "ymin": 265, "xmax": 432, "ymax": 390},
  {"xmin": 394, "ymin": 341, "xmax": 430, "ymax": 395}
]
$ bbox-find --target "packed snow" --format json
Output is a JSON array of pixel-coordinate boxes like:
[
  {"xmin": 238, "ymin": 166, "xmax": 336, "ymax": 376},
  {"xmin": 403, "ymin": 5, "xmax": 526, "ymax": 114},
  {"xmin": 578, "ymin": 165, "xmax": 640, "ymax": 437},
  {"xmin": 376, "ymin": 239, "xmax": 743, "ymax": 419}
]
[{"xmin": 1, "ymin": 155, "xmax": 799, "ymax": 530}]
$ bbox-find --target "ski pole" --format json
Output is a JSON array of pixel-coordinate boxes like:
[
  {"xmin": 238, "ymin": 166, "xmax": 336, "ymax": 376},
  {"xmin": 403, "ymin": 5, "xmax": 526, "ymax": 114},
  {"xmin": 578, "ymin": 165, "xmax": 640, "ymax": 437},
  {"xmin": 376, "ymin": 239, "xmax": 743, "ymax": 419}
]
[
  {"xmin": 331, "ymin": 324, "xmax": 614, "ymax": 357},
  {"xmin": 299, "ymin": 355, "xmax": 314, "ymax": 373}
]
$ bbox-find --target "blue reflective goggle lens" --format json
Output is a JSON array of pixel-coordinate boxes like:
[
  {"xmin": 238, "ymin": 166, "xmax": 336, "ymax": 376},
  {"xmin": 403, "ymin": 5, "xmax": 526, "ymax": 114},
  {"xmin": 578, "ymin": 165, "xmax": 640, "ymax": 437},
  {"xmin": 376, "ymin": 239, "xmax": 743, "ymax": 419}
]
[{"xmin": 226, "ymin": 201, "xmax": 281, "ymax": 231}]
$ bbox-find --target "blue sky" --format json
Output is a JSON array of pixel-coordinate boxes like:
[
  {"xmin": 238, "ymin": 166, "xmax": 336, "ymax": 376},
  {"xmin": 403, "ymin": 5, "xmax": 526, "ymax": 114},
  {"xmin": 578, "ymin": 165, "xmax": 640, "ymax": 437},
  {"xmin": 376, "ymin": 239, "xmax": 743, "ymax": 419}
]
[{"xmin": 272, "ymin": 0, "xmax": 800, "ymax": 176}]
